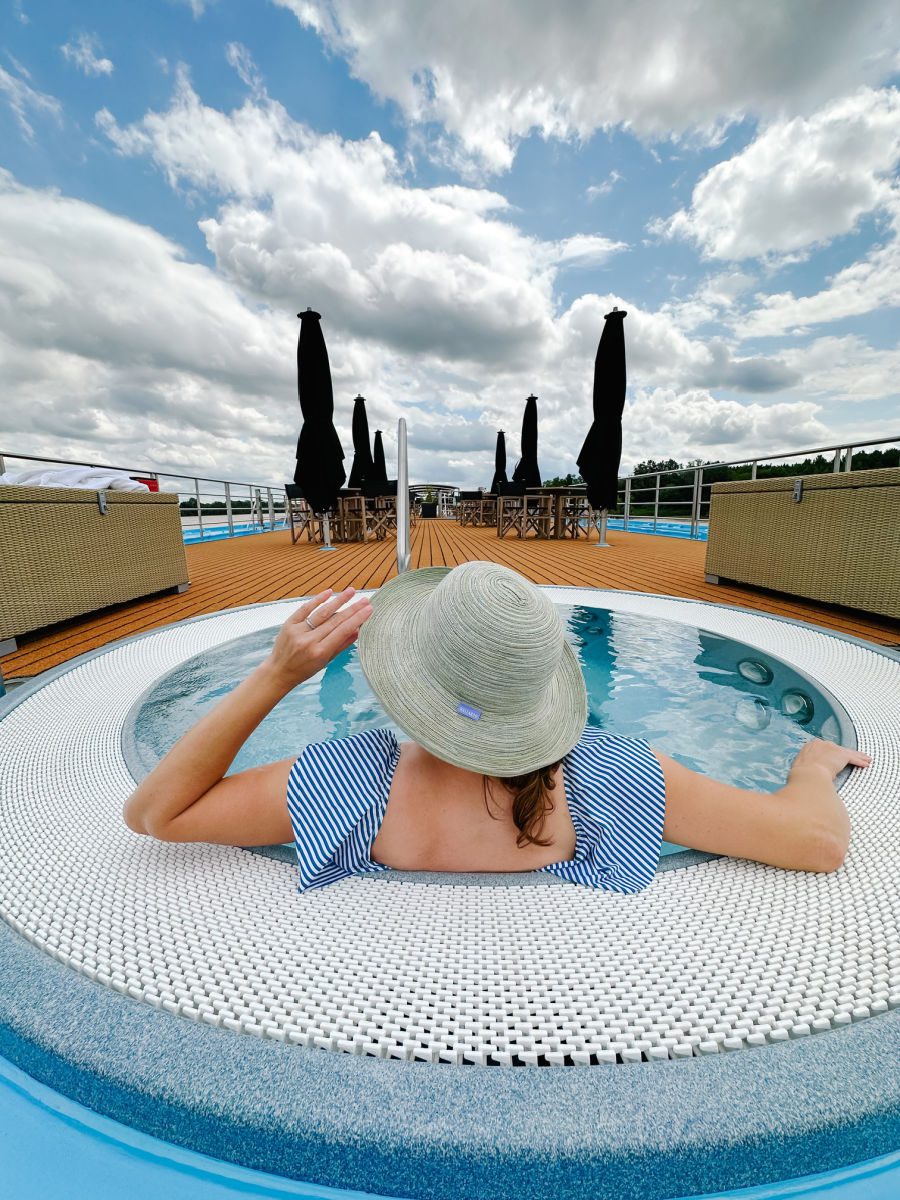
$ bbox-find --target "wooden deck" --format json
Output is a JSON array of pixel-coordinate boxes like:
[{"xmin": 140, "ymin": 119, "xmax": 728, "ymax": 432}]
[{"xmin": 3, "ymin": 521, "xmax": 898, "ymax": 680}]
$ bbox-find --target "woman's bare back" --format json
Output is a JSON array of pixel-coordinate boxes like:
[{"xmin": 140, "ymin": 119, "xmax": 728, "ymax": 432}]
[{"xmin": 371, "ymin": 741, "xmax": 577, "ymax": 873}]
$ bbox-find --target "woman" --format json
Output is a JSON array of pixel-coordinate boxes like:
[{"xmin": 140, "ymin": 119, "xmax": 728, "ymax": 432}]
[{"xmin": 124, "ymin": 562, "xmax": 868, "ymax": 891}]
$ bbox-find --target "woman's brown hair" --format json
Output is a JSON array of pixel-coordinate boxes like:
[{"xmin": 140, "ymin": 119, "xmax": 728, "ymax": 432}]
[{"xmin": 482, "ymin": 762, "xmax": 562, "ymax": 848}]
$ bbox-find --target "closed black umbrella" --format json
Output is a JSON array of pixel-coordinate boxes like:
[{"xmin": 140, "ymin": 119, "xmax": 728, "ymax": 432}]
[
  {"xmin": 293, "ymin": 309, "xmax": 345, "ymax": 514},
  {"xmin": 577, "ymin": 307, "xmax": 628, "ymax": 511},
  {"xmin": 348, "ymin": 395, "xmax": 374, "ymax": 488},
  {"xmin": 511, "ymin": 394, "xmax": 542, "ymax": 489},
  {"xmin": 490, "ymin": 431, "xmax": 508, "ymax": 493},
  {"xmin": 372, "ymin": 430, "xmax": 389, "ymax": 487}
]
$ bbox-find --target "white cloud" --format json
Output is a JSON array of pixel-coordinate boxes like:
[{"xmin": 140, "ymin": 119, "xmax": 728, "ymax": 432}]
[
  {"xmin": 96, "ymin": 70, "xmax": 561, "ymax": 363},
  {"xmin": 0, "ymin": 64, "xmax": 61, "ymax": 140},
  {"xmin": 1, "ymin": 167, "xmax": 847, "ymax": 489},
  {"xmin": 225, "ymin": 42, "xmax": 264, "ymax": 97},
  {"xmin": 740, "ymin": 211, "xmax": 900, "ymax": 335},
  {"xmin": 61, "ymin": 33, "xmax": 114, "ymax": 77},
  {"xmin": 552, "ymin": 234, "xmax": 627, "ymax": 267},
  {"xmin": 780, "ymin": 335, "xmax": 900, "ymax": 403},
  {"xmin": 274, "ymin": 0, "xmax": 900, "ymax": 172},
  {"xmin": 586, "ymin": 171, "xmax": 622, "ymax": 200},
  {"xmin": 656, "ymin": 87, "xmax": 900, "ymax": 260},
  {"xmin": 623, "ymin": 388, "xmax": 830, "ymax": 465}
]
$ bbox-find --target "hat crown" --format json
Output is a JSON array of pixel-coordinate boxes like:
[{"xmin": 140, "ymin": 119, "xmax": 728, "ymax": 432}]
[{"xmin": 419, "ymin": 562, "xmax": 564, "ymax": 715}]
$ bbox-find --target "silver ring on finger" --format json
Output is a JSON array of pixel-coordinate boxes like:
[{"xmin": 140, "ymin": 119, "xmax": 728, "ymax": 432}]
[{"xmin": 305, "ymin": 614, "xmax": 318, "ymax": 631}]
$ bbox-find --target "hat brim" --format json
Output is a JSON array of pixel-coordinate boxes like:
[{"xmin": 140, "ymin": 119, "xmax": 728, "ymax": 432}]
[{"xmin": 357, "ymin": 568, "xmax": 587, "ymax": 776}]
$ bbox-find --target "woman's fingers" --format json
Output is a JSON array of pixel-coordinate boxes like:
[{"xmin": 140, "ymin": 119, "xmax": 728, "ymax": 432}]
[
  {"xmin": 290, "ymin": 588, "xmax": 334, "ymax": 624},
  {"xmin": 318, "ymin": 597, "xmax": 373, "ymax": 655},
  {"xmin": 793, "ymin": 739, "xmax": 872, "ymax": 780},
  {"xmin": 311, "ymin": 586, "xmax": 358, "ymax": 628},
  {"xmin": 288, "ymin": 586, "xmax": 359, "ymax": 631}
]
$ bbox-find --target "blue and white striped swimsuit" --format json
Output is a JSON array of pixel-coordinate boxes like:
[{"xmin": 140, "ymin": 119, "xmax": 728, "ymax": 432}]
[{"xmin": 286, "ymin": 725, "xmax": 667, "ymax": 894}]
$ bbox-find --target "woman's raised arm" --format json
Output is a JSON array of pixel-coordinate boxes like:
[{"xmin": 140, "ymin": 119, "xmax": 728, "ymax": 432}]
[{"xmin": 123, "ymin": 587, "xmax": 372, "ymax": 841}]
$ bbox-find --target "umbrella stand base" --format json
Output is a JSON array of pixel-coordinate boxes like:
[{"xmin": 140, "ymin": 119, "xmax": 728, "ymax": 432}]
[
  {"xmin": 593, "ymin": 509, "xmax": 612, "ymax": 548},
  {"xmin": 316, "ymin": 512, "xmax": 338, "ymax": 551}
]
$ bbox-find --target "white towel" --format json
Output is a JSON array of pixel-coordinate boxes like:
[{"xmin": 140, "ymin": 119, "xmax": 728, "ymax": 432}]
[{"xmin": 0, "ymin": 467, "xmax": 150, "ymax": 491}]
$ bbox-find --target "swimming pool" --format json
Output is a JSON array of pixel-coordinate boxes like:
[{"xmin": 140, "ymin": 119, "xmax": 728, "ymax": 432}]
[
  {"xmin": 1, "ymin": 587, "xmax": 898, "ymax": 1200},
  {"xmin": 181, "ymin": 519, "xmax": 285, "ymax": 544},
  {"xmin": 179, "ymin": 517, "xmax": 708, "ymax": 543}
]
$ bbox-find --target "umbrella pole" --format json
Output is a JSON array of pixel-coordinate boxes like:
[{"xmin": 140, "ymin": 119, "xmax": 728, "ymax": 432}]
[
  {"xmin": 595, "ymin": 507, "xmax": 611, "ymax": 548},
  {"xmin": 319, "ymin": 510, "xmax": 337, "ymax": 551}
]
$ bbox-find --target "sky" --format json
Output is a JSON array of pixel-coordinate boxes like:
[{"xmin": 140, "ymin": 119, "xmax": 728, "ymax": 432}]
[{"xmin": 1, "ymin": 0, "xmax": 899, "ymax": 490}]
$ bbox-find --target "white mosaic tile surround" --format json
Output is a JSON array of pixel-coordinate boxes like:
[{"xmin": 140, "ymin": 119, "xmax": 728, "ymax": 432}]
[{"xmin": 0, "ymin": 590, "xmax": 898, "ymax": 1066}]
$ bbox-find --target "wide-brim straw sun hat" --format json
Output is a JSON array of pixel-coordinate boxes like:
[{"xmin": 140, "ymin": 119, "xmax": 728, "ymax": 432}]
[{"xmin": 357, "ymin": 561, "xmax": 587, "ymax": 776}]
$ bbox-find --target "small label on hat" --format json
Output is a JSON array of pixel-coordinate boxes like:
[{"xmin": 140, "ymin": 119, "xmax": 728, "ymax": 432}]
[{"xmin": 457, "ymin": 702, "xmax": 482, "ymax": 721}]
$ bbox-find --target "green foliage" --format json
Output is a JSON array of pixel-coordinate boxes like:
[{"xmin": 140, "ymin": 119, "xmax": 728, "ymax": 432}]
[
  {"xmin": 542, "ymin": 472, "xmax": 584, "ymax": 487},
  {"xmin": 423, "ymin": 488, "xmax": 436, "ymax": 503},
  {"xmin": 631, "ymin": 458, "xmax": 683, "ymax": 477}
]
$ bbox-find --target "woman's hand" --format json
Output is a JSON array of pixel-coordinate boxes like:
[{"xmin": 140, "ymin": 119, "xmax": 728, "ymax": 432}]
[
  {"xmin": 263, "ymin": 587, "xmax": 373, "ymax": 690},
  {"xmin": 789, "ymin": 739, "xmax": 872, "ymax": 782}
]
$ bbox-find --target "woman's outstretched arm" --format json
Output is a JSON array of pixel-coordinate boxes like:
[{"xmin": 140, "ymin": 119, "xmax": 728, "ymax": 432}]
[
  {"xmin": 123, "ymin": 587, "xmax": 372, "ymax": 842},
  {"xmin": 656, "ymin": 739, "xmax": 870, "ymax": 873}
]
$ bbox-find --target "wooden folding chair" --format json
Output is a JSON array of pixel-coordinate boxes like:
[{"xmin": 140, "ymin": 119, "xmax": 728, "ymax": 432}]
[
  {"xmin": 285, "ymin": 485, "xmax": 323, "ymax": 544},
  {"xmin": 335, "ymin": 495, "xmax": 367, "ymax": 542},
  {"xmin": 480, "ymin": 495, "xmax": 498, "ymax": 528},
  {"xmin": 523, "ymin": 492, "xmax": 554, "ymax": 538},
  {"xmin": 558, "ymin": 492, "xmax": 594, "ymax": 538},
  {"xmin": 496, "ymin": 483, "xmax": 527, "ymax": 537}
]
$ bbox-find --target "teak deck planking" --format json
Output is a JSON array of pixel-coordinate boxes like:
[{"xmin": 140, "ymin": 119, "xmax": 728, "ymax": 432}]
[{"xmin": 3, "ymin": 521, "xmax": 897, "ymax": 680}]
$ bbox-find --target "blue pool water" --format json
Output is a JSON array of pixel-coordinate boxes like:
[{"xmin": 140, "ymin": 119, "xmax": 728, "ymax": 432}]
[
  {"xmin": 128, "ymin": 605, "xmax": 845, "ymax": 805},
  {"xmin": 182, "ymin": 520, "xmax": 284, "ymax": 544}
]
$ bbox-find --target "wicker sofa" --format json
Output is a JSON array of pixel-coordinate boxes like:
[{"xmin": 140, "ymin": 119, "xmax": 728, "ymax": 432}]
[
  {"xmin": 704, "ymin": 467, "xmax": 900, "ymax": 619},
  {"xmin": 0, "ymin": 486, "xmax": 190, "ymax": 658}
]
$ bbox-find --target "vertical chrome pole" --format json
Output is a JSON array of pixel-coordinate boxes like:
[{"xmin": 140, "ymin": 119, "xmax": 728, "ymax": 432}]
[
  {"xmin": 750, "ymin": 460, "xmax": 758, "ymax": 480},
  {"xmin": 653, "ymin": 473, "xmax": 660, "ymax": 531},
  {"xmin": 596, "ymin": 507, "xmax": 610, "ymax": 547},
  {"xmin": 845, "ymin": 446, "xmax": 854, "ymax": 472},
  {"xmin": 266, "ymin": 487, "xmax": 275, "ymax": 529},
  {"xmin": 320, "ymin": 512, "xmax": 336, "ymax": 549},
  {"xmin": 624, "ymin": 477, "xmax": 631, "ymax": 531},
  {"xmin": 225, "ymin": 482, "xmax": 234, "ymax": 536},
  {"xmin": 696, "ymin": 467, "xmax": 704, "ymax": 537},
  {"xmin": 689, "ymin": 469, "xmax": 699, "ymax": 539},
  {"xmin": 195, "ymin": 478, "xmax": 203, "ymax": 539},
  {"xmin": 397, "ymin": 418, "xmax": 410, "ymax": 574},
  {"xmin": 833, "ymin": 449, "xmax": 842, "ymax": 473}
]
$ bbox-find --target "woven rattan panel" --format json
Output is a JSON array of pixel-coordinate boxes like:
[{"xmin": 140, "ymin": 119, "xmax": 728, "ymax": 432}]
[
  {"xmin": 0, "ymin": 591, "xmax": 898, "ymax": 1066},
  {"xmin": 705, "ymin": 470, "xmax": 900, "ymax": 618},
  {"xmin": 0, "ymin": 487, "xmax": 188, "ymax": 639}
]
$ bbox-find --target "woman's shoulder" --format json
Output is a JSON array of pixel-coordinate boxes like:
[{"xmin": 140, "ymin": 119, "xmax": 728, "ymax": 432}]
[
  {"xmin": 564, "ymin": 724, "xmax": 664, "ymax": 797},
  {"xmin": 295, "ymin": 726, "xmax": 399, "ymax": 767}
]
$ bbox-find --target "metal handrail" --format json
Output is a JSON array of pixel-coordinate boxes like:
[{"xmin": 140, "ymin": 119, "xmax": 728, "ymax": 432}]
[
  {"xmin": 3, "ymin": 431, "xmax": 897, "ymax": 544},
  {"xmin": 615, "ymin": 433, "xmax": 899, "ymax": 539},
  {"xmin": 0, "ymin": 448, "xmax": 287, "ymax": 538}
]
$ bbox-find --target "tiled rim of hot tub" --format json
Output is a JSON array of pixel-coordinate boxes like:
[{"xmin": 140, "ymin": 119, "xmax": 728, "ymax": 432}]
[{"xmin": 0, "ymin": 588, "xmax": 898, "ymax": 1200}]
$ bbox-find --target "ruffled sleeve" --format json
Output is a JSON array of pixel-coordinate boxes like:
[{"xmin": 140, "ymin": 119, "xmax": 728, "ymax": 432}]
[
  {"xmin": 544, "ymin": 726, "xmax": 667, "ymax": 893},
  {"xmin": 286, "ymin": 728, "xmax": 400, "ymax": 892}
]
